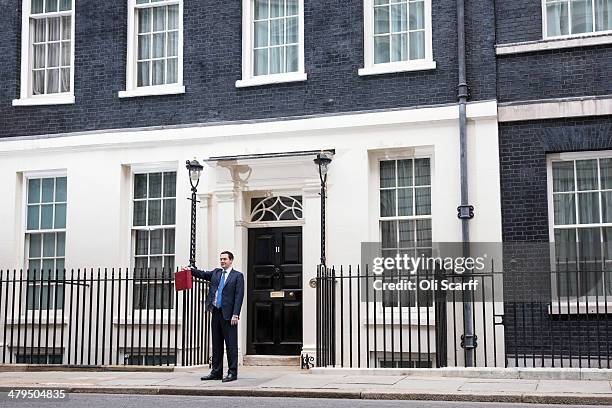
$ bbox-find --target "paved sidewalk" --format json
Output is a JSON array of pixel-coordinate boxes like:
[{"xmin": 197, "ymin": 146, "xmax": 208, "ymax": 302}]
[{"xmin": 0, "ymin": 366, "xmax": 611, "ymax": 405}]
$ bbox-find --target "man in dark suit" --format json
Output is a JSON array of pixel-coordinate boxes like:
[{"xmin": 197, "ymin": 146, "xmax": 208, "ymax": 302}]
[{"xmin": 191, "ymin": 251, "xmax": 244, "ymax": 382}]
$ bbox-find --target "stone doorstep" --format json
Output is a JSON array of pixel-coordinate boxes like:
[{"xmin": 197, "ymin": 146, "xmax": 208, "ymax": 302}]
[
  {"xmin": 0, "ymin": 364, "xmax": 174, "ymax": 373},
  {"xmin": 243, "ymin": 355, "xmax": 301, "ymax": 366},
  {"xmin": 310, "ymin": 367, "xmax": 612, "ymax": 381}
]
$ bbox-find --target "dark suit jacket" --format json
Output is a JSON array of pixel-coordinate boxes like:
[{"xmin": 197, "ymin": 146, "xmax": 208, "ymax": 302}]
[{"xmin": 191, "ymin": 267, "xmax": 244, "ymax": 320}]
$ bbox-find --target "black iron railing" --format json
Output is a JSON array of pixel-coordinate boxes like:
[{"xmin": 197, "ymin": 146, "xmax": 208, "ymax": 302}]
[
  {"xmin": 0, "ymin": 269, "xmax": 211, "ymax": 366},
  {"xmin": 316, "ymin": 264, "xmax": 612, "ymax": 369}
]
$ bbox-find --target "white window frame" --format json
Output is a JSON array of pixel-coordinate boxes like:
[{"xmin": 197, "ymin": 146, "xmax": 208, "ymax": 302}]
[
  {"xmin": 119, "ymin": 0, "xmax": 185, "ymax": 98},
  {"xmin": 547, "ymin": 150, "xmax": 612, "ymax": 312},
  {"xmin": 542, "ymin": 0, "xmax": 612, "ymax": 40},
  {"xmin": 13, "ymin": 0, "xmax": 75, "ymax": 106},
  {"xmin": 236, "ymin": 0, "xmax": 307, "ymax": 88},
  {"xmin": 129, "ymin": 164, "xmax": 178, "ymax": 311},
  {"xmin": 359, "ymin": 0, "xmax": 435, "ymax": 76}
]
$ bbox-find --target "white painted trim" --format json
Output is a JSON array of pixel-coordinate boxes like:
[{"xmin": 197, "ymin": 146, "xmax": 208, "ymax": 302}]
[
  {"xmin": 541, "ymin": 0, "xmax": 612, "ymax": 41},
  {"xmin": 15, "ymin": 0, "xmax": 75, "ymax": 103},
  {"xmin": 548, "ymin": 302, "xmax": 612, "ymax": 315},
  {"xmin": 22, "ymin": 169, "xmax": 68, "ymax": 179},
  {"xmin": 361, "ymin": 0, "xmax": 435, "ymax": 75},
  {"xmin": 235, "ymin": 72, "xmax": 307, "ymax": 88},
  {"xmin": 498, "ymin": 95, "xmax": 612, "ymax": 122},
  {"xmin": 129, "ymin": 161, "xmax": 178, "ymax": 174},
  {"xmin": 123, "ymin": 0, "xmax": 184, "ymax": 94},
  {"xmin": 0, "ymin": 100, "xmax": 498, "ymax": 153},
  {"xmin": 238, "ymin": 0, "xmax": 307, "ymax": 87},
  {"xmin": 12, "ymin": 94, "xmax": 75, "ymax": 106},
  {"xmin": 118, "ymin": 84, "xmax": 185, "ymax": 98},
  {"xmin": 496, "ymin": 32, "xmax": 612, "ymax": 55},
  {"xmin": 358, "ymin": 60, "xmax": 436, "ymax": 76}
]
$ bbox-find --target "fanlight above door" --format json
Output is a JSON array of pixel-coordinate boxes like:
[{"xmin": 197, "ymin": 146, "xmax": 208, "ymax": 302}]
[{"xmin": 250, "ymin": 196, "xmax": 303, "ymax": 222}]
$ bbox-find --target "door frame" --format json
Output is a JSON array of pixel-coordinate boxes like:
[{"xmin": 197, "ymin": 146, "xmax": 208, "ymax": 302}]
[{"xmin": 246, "ymin": 225, "xmax": 304, "ymax": 355}]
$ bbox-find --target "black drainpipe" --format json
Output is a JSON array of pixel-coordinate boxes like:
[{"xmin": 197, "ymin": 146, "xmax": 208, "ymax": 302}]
[{"xmin": 456, "ymin": 0, "xmax": 476, "ymax": 366}]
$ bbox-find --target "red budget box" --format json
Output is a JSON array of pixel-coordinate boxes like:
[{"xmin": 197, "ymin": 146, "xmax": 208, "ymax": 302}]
[{"xmin": 174, "ymin": 268, "xmax": 193, "ymax": 291}]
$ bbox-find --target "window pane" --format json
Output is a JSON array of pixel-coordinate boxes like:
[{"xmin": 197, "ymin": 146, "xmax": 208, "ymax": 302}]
[
  {"xmin": 578, "ymin": 227, "xmax": 601, "ymax": 261},
  {"xmin": 286, "ymin": 16, "xmax": 298, "ymax": 43},
  {"xmin": 137, "ymin": 61, "xmax": 150, "ymax": 87},
  {"xmin": 547, "ymin": 3, "xmax": 569, "ymax": 36},
  {"xmin": 409, "ymin": 31, "xmax": 425, "ymax": 59},
  {"xmin": 32, "ymin": 0, "xmax": 44, "ymax": 13},
  {"xmin": 254, "ymin": 21, "xmax": 269, "ymax": 47},
  {"xmin": 161, "ymin": 172, "xmax": 176, "ymax": 198},
  {"xmin": 29, "ymin": 260, "xmax": 41, "ymax": 275},
  {"xmin": 136, "ymin": 230, "xmax": 149, "ymax": 255},
  {"xmin": 28, "ymin": 179, "xmax": 41, "ymax": 204},
  {"xmin": 152, "ymin": 60, "xmax": 165, "ymax": 85},
  {"xmin": 271, "ymin": 19, "xmax": 284, "ymax": 46},
  {"xmin": 133, "ymin": 200, "xmax": 146, "ymax": 226},
  {"xmin": 578, "ymin": 192, "xmax": 599, "ymax": 224},
  {"xmin": 398, "ymin": 188, "xmax": 413, "ymax": 216},
  {"xmin": 554, "ymin": 194, "xmax": 576, "ymax": 225},
  {"xmin": 167, "ymin": 58, "xmax": 178, "ymax": 83},
  {"xmin": 603, "ymin": 191, "xmax": 612, "ymax": 223},
  {"xmin": 150, "ymin": 229, "xmax": 163, "ymax": 254},
  {"xmin": 56, "ymin": 232, "xmax": 65, "ymax": 257},
  {"xmin": 381, "ymin": 220, "xmax": 397, "ymax": 248},
  {"xmin": 54, "ymin": 203, "xmax": 66, "ymax": 228},
  {"xmin": 254, "ymin": 48, "xmax": 268, "ymax": 75},
  {"xmin": 399, "ymin": 220, "xmax": 415, "ymax": 248},
  {"xmin": 48, "ymin": 17, "xmax": 60, "ymax": 41},
  {"xmin": 164, "ymin": 229, "xmax": 175, "ymax": 254},
  {"xmin": 380, "ymin": 161, "xmax": 396, "ymax": 188},
  {"xmin": 61, "ymin": 16, "xmax": 72, "ymax": 40},
  {"xmin": 134, "ymin": 174, "xmax": 147, "ymax": 199},
  {"xmin": 43, "ymin": 233, "xmax": 56, "ymax": 257},
  {"xmin": 576, "ymin": 159, "xmax": 598, "ymax": 191},
  {"xmin": 150, "ymin": 256, "xmax": 163, "ymax": 271},
  {"xmin": 397, "ymin": 159, "xmax": 412, "ymax": 187},
  {"xmin": 416, "ymin": 219, "xmax": 432, "ymax": 246},
  {"xmin": 415, "ymin": 187, "xmax": 431, "ymax": 215},
  {"xmin": 148, "ymin": 200, "xmax": 162, "ymax": 225},
  {"xmin": 168, "ymin": 4, "xmax": 179, "ymax": 29},
  {"xmin": 32, "ymin": 70, "xmax": 44, "ymax": 95},
  {"xmin": 148, "ymin": 173, "xmax": 162, "ymax": 198},
  {"xmin": 42, "ymin": 178, "xmax": 55, "ymax": 203},
  {"xmin": 47, "ymin": 43, "xmax": 60, "ymax": 68},
  {"xmin": 29, "ymin": 234, "xmax": 42, "ymax": 258},
  {"xmin": 41, "ymin": 204, "xmax": 54, "ymax": 229},
  {"xmin": 553, "ymin": 161, "xmax": 575, "ymax": 192},
  {"xmin": 55, "ymin": 177, "xmax": 67, "ymax": 202},
  {"xmin": 288, "ymin": 0, "xmax": 298, "ymax": 15},
  {"xmin": 286, "ymin": 44, "xmax": 298, "ymax": 72},
  {"xmin": 409, "ymin": 1, "xmax": 425, "ymax": 30},
  {"xmin": 138, "ymin": 8, "xmax": 151, "ymax": 33},
  {"xmin": 153, "ymin": 6, "xmax": 166, "ymax": 31},
  {"xmin": 33, "ymin": 18, "xmax": 46, "ymax": 42},
  {"xmin": 271, "ymin": 0, "xmax": 283, "ymax": 17},
  {"xmin": 164, "ymin": 256, "xmax": 175, "ymax": 273},
  {"xmin": 138, "ymin": 34, "xmax": 151, "ymax": 59},
  {"xmin": 47, "ymin": 68, "xmax": 59, "ymax": 93},
  {"xmin": 59, "ymin": 0, "xmax": 71, "ymax": 11},
  {"xmin": 415, "ymin": 158, "xmax": 430, "ymax": 185},
  {"xmin": 391, "ymin": 33, "xmax": 408, "ymax": 62},
  {"xmin": 595, "ymin": 0, "xmax": 612, "ymax": 31},
  {"xmin": 60, "ymin": 68, "xmax": 70, "ymax": 92},
  {"xmin": 34, "ymin": 44, "xmax": 45, "ymax": 69},
  {"xmin": 167, "ymin": 31, "xmax": 178, "ymax": 57},
  {"xmin": 60, "ymin": 41, "xmax": 70, "ymax": 65},
  {"xmin": 270, "ymin": 46, "xmax": 283, "ymax": 74},
  {"xmin": 374, "ymin": 35, "xmax": 390, "ymax": 63},
  {"xmin": 46, "ymin": 0, "xmax": 58, "ymax": 13},
  {"xmin": 374, "ymin": 6, "xmax": 390, "ymax": 34},
  {"xmin": 27, "ymin": 206, "xmax": 40, "ymax": 230},
  {"xmin": 163, "ymin": 199, "xmax": 175, "ymax": 225},
  {"xmin": 555, "ymin": 228, "xmax": 577, "ymax": 262},
  {"xmin": 391, "ymin": 3, "xmax": 407, "ymax": 32},
  {"xmin": 380, "ymin": 189, "xmax": 396, "ymax": 217},
  {"xmin": 571, "ymin": 0, "xmax": 594, "ymax": 33},
  {"xmin": 255, "ymin": 0, "xmax": 269, "ymax": 19},
  {"xmin": 601, "ymin": 158, "xmax": 612, "ymax": 189},
  {"xmin": 152, "ymin": 33, "xmax": 165, "ymax": 58}
]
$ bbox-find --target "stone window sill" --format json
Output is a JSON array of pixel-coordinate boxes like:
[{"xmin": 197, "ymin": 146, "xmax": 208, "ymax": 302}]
[
  {"xmin": 496, "ymin": 32, "xmax": 612, "ymax": 55},
  {"xmin": 358, "ymin": 60, "xmax": 437, "ymax": 76},
  {"xmin": 235, "ymin": 72, "xmax": 308, "ymax": 88},
  {"xmin": 12, "ymin": 94, "xmax": 75, "ymax": 106},
  {"xmin": 118, "ymin": 84, "xmax": 185, "ymax": 98}
]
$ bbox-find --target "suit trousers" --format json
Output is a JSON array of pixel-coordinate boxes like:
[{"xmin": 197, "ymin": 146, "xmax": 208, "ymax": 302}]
[{"xmin": 210, "ymin": 307, "xmax": 238, "ymax": 377}]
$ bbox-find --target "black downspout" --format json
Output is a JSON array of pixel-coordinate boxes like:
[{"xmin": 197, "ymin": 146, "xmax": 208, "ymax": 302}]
[{"xmin": 457, "ymin": 0, "xmax": 475, "ymax": 366}]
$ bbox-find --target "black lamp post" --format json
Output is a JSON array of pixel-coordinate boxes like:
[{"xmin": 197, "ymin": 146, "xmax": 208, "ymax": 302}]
[
  {"xmin": 314, "ymin": 152, "xmax": 332, "ymax": 266},
  {"xmin": 186, "ymin": 159, "xmax": 203, "ymax": 267}
]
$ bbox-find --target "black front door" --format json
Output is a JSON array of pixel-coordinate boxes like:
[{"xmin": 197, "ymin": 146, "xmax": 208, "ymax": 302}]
[{"xmin": 247, "ymin": 227, "xmax": 302, "ymax": 355}]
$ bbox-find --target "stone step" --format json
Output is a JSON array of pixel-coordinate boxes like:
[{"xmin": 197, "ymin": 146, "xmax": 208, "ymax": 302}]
[{"xmin": 243, "ymin": 355, "xmax": 301, "ymax": 366}]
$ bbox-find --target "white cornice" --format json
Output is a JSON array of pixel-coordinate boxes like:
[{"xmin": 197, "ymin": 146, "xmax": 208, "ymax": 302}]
[
  {"xmin": 496, "ymin": 32, "xmax": 612, "ymax": 55},
  {"xmin": 498, "ymin": 94, "xmax": 612, "ymax": 122}
]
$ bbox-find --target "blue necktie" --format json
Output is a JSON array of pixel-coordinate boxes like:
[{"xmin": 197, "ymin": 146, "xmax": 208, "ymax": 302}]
[{"xmin": 216, "ymin": 270, "xmax": 226, "ymax": 308}]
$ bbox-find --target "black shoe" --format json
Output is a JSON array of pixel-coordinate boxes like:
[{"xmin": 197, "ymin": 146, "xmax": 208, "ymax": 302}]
[
  {"xmin": 201, "ymin": 373, "xmax": 222, "ymax": 381},
  {"xmin": 222, "ymin": 374, "xmax": 237, "ymax": 382}
]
